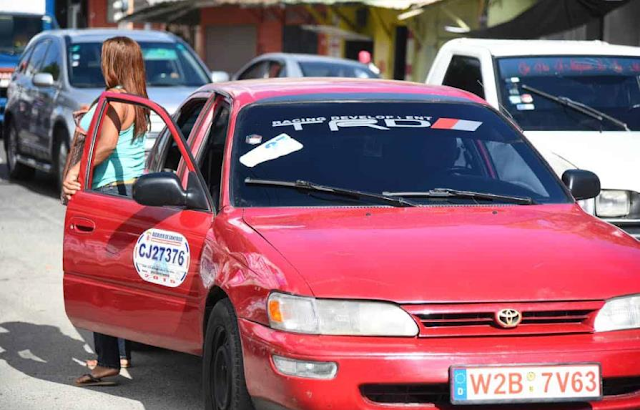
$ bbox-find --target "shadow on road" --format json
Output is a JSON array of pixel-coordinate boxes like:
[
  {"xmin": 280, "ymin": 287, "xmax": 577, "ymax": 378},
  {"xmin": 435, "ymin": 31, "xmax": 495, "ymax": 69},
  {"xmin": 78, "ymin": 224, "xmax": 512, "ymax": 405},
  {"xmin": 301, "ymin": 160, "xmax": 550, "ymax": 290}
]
[
  {"xmin": 0, "ymin": 147, "xmax": 60, "ymax": 200},
  {"xmin": 0, "ymin": 322, "xmax": 202, "ymax": 409}
]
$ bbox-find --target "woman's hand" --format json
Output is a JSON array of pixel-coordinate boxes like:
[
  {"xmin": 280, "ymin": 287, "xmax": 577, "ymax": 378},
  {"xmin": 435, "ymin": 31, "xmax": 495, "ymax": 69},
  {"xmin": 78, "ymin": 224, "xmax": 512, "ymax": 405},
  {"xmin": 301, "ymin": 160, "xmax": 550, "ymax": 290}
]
[{"xmin": 62, "ymin": 163, "xmax": 81, "ymax": 201}]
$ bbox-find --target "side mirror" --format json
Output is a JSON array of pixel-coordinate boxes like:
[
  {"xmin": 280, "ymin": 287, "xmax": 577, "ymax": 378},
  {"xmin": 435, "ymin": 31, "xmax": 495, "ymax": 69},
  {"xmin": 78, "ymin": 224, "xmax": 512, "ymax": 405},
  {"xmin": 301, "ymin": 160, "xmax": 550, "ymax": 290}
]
[
  {"xmin": 562, "ymin": 169, "xmax": 601, "ymax": 200},
  {"xmin": 133, "ymin": 171, "xmax": 209, "ymax": 211},
  {"xmin": 211, "ymin": 71, "xmax": 230, "ymax": 83},
  {"xmin": 33, "ymin": 72, "xmax": 54, "ymax": 87}
]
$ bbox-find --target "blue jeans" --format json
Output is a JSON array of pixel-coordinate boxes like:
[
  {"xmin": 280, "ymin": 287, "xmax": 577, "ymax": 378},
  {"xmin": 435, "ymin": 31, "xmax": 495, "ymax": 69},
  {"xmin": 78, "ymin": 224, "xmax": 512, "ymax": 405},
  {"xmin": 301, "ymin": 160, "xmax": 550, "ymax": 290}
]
[{"xmin": 95, "ymin": 182, "xmax": 134, "ymax": 197}]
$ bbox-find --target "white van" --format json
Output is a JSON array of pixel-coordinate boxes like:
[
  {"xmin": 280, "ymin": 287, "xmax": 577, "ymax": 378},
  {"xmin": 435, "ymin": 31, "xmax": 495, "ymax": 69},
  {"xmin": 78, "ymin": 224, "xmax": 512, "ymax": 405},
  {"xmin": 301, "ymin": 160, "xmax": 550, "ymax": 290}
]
[{"xmin": 427, "ymin": 39, "xmax": 640, "ymax": 239}]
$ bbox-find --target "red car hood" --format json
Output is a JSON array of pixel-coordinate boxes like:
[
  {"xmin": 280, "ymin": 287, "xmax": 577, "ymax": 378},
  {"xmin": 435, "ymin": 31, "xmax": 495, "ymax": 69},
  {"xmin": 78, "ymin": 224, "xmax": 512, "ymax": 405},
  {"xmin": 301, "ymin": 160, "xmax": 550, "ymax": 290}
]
[{"xmin": 243, "ymin": 205, "xmax": 640, "ymax": 303}]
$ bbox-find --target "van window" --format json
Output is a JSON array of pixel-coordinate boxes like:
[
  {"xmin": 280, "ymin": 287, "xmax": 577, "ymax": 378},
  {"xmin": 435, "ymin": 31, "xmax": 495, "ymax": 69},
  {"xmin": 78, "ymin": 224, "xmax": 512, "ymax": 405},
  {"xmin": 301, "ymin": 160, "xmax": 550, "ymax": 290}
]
[{"xmin": 443, "ymin": 55, "xmax": 485, "ymax": 99}]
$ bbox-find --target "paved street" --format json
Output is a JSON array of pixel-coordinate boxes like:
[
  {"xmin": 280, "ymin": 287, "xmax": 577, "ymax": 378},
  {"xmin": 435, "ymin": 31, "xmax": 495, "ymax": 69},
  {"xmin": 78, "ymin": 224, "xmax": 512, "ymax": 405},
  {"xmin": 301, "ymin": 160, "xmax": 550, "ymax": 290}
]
[{"xmin": 0, "ymin": 145, "xmax": 202, "ymax": 410}]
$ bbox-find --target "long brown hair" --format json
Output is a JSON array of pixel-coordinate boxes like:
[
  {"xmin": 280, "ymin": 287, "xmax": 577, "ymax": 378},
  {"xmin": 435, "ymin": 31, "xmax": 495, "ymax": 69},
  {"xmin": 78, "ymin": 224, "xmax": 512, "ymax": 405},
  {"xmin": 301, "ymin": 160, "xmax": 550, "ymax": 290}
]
[{"xmin": 101, "ymin": 36, "xmax": 149, "ymax": 139}]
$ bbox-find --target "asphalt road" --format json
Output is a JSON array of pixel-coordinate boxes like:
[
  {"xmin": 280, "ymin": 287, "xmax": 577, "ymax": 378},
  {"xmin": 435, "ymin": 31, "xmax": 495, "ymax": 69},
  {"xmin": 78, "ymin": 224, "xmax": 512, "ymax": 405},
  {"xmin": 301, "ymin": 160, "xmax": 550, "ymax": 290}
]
[{"xmin": 0, "ymin": 145, "xmax": 202, "ymax": 410}]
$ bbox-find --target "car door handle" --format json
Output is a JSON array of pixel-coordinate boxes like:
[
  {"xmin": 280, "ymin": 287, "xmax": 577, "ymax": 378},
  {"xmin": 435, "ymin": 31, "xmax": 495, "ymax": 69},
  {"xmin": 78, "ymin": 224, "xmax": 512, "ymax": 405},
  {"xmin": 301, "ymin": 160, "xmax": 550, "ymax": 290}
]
[{"xmin": 69, "ymin": 217, "xmax": 95, "ymax": 233}]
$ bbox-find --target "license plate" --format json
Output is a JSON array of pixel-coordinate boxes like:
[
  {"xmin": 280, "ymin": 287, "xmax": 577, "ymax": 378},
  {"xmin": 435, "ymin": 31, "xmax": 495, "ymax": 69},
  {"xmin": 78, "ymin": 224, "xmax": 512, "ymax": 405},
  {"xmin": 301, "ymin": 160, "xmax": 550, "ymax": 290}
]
[{"xmin": 450, "ymin": 363, "xmax": 602, "ymax": 405}]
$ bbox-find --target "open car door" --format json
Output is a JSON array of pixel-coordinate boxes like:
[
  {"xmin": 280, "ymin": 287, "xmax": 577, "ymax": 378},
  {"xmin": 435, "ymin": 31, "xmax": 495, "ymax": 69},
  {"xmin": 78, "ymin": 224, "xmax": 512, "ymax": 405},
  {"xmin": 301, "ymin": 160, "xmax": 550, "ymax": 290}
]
[{"xmin": 62, "ymin": 92, "xmax": 214, "ymax": 354}]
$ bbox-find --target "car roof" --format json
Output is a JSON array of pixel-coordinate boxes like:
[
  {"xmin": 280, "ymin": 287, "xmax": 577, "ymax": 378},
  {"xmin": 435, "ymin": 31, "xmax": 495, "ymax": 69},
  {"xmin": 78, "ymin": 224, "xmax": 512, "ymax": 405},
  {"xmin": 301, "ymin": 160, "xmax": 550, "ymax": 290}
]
[
  {"xmin": 199, "ymin": 78, "xmax": 486, "ymax": 105},
  {"xmin": 443, "ymin": 38, "xmax": 640, "ymax": 58},
  {"xmin": 36, "ymin": 28, "xmax": 177, "ymax": 43},
  {"xmin": 260, "ymin": 53, "xmax": 370, "ymax": 66}
]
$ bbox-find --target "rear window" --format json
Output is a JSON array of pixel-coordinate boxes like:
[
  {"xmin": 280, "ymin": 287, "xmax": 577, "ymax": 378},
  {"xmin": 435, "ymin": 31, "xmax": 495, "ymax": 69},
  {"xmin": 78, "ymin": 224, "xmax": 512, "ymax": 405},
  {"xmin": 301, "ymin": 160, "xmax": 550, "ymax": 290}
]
[
  {"xmin": 299, "ymin": 61, "xmax": 378, "ymax": 78},
  {"xmin": 231, "ymin": 101, "xmax": 570, "ymax": 207}
]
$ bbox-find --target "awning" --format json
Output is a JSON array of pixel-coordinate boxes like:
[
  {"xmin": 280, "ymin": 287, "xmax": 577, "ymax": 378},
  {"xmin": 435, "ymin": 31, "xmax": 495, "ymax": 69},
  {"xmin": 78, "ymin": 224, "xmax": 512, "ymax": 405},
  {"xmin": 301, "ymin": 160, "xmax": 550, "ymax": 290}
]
[
  {"xmin": 469, "ymin": 0, "xmax": 631, "ymax": 39},
  {"xmin": 123, "ymin": 0, "xmax": 446, "ymax": 23}
]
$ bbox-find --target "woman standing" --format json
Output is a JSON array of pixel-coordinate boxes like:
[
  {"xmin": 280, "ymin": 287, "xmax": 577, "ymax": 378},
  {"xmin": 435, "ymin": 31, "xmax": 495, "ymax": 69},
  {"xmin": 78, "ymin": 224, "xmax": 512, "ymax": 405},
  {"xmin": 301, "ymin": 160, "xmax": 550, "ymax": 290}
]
[{"xmin": 62, "ymin": 36, "xmax": 149, "ymax": 386}]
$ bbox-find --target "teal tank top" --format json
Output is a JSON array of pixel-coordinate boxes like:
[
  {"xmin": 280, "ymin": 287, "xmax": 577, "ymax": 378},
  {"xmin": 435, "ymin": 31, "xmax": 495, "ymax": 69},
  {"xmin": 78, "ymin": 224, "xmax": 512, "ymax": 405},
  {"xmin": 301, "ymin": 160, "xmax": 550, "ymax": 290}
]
[{"xmin": 80, "ymin": 103, "xmax": 146, "ymax": 189}]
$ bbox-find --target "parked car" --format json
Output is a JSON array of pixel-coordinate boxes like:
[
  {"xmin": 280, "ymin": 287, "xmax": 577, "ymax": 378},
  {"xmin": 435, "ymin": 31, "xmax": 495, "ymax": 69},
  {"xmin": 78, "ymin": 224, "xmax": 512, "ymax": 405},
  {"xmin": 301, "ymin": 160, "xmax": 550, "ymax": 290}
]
[
  {"xmin": 3, "ymin": 28, "xmax": 212, "ymax": 188},
  {"xmin": 0, "ymin": 0, "xmax": 58, "ymax": 137},
  {"xmin": 63, "ymin": 78, "xmax": 640, "ymax": 410},
  {"xmin": 426, "ymin": 38, "xmax": 640, "ymax": 239},
  {"xmin": 232, "ymin": 53, "xmax": 379, "ymax": 81}
]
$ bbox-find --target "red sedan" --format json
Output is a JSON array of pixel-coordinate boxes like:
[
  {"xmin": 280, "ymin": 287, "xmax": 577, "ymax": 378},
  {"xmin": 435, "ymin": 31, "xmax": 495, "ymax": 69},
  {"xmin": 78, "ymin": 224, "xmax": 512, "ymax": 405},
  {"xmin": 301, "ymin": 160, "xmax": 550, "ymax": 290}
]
[{"xmin": 63, "ymin": 79, "xmax": 640, "ymax": 410}]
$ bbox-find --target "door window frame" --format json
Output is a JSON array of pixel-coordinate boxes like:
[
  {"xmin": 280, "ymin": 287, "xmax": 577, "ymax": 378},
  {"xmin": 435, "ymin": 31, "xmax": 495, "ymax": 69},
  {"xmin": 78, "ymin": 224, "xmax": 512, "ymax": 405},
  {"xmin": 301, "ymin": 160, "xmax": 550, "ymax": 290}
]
[
  {"xmin": 194, "ymin": 95, "xmax": 232, "ymax": 212},
  {"xmin": 80, "ymin": 91, "xmax": 214, "ymax": 213},
  {"xmin": 149, "ymin": 95, "xmax": 212, "ymax": 174}
]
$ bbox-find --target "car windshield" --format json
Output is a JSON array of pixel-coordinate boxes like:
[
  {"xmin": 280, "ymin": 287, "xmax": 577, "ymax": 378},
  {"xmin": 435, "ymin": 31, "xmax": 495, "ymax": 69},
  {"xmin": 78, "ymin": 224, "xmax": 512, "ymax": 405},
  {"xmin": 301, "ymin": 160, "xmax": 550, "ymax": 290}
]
[
  {"xmin": 299, "ymin": 61, "xmax": 379, "ymax": 78},
  {"xmin": 0, "ymin": 14, "xmax": 44, "ymax": 55},
  {"xmin": 231, "ymin": 101, "xmax": 570, "ymax": 207},
  {"xmin": 497, "ymin": 56, "xmax": 640, "ymax": 131},
  {"xmin": 67, "ymin": 41, "xmax": 210, "ymax": 88}
]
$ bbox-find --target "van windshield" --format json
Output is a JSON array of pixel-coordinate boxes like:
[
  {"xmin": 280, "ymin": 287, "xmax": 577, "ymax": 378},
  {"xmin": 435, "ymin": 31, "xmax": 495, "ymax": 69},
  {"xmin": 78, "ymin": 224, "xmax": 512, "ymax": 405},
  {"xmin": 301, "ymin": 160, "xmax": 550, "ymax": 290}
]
[
  {"xmin": 67, "ymin": 41, "xmax": 210, "ymax": 88},
  {"xmin": 231, "ymin": 101, "xmax": 570, "ymax": 207},
  {"xmin": 497, "ymin": 56, "xmax": 640, "ymax": 131},
  {"xmin": 0, "ymin": 14, "xmax": 44, "ymax": 55}
]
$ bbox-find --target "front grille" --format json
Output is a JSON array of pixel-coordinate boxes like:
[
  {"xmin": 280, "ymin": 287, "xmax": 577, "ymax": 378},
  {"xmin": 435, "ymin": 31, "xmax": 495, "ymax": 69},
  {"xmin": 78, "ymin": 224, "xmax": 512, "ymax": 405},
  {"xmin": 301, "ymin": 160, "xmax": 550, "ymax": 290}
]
[
  {"xmin": 361, "ymin": 378, "xmax": 640, "ymax": 406},
  {"xmin": 603, "ymin": 377, "xmax": 640, "ymax": 397},
  {"xmin": 361, "ymin": 384, "xmax": 449, "ymax": 405},
  {"xmin": 404, "ymin": 301, "xmax": 603, "ymax": 338}
]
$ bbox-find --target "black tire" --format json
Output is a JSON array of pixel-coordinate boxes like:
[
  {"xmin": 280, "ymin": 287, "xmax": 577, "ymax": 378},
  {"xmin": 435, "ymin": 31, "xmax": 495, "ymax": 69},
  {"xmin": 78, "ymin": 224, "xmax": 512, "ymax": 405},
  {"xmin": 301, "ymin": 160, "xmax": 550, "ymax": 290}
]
[
  {"xmin": 5, "ymin": 122, "xmax": 35, "ymax": 181},
  {"xmin": 53, "ymin": 128, "xmax": 70, "ymax": 191},
  {"xmin": 203, "ymin": 299, "xmax": 254, "ymax": 410}
]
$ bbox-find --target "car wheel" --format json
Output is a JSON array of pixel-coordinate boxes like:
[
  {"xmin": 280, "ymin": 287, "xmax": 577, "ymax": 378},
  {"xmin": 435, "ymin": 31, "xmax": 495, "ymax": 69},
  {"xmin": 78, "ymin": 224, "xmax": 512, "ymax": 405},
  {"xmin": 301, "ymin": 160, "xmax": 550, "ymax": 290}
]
[
  {"xmin": 53, "ymin": 129, "xmax": 70, "ymax": 191},
  {"xmin": 203, "ymin": 299, "xmax": 254, "ymax": 410},
  {"xmin": 5, "ymin": 123, "xmax": 35, "ymax": 181}
]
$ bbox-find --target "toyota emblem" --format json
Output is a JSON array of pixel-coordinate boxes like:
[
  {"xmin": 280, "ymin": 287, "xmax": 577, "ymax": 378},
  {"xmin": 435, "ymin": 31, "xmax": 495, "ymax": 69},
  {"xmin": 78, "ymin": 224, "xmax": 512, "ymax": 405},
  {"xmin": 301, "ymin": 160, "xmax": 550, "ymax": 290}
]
[{"xmin": 495, "ymin": 309, "xmax": 522, "ymax": 328}]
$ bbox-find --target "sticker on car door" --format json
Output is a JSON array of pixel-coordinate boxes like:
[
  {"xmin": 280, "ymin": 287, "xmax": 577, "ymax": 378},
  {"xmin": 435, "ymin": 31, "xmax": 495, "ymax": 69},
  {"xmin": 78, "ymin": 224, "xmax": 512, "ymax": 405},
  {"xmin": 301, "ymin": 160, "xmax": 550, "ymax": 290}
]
[{"xmin": 133, "ymin": 228, "xmax": 190, "ymax": 287}]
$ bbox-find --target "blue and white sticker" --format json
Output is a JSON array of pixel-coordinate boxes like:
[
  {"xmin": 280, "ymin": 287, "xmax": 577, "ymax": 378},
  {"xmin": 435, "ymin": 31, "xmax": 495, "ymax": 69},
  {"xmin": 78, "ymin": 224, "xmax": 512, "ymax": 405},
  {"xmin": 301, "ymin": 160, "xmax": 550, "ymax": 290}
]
[
  {"xmin": 133, "ymin": 228, "xmax": 190, "ymax": 288},
  {"xmin": 239, "ymin": 133, "xmax": 303, "ymax": 168}
]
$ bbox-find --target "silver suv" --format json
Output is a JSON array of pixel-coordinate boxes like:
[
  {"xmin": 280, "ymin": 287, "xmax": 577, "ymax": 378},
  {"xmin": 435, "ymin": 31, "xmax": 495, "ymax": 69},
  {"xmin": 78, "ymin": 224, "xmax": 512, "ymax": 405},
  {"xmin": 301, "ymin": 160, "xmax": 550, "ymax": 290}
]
[{"xmin": 4, "ymin": 29, "xmax": 212, "ymax": 188}]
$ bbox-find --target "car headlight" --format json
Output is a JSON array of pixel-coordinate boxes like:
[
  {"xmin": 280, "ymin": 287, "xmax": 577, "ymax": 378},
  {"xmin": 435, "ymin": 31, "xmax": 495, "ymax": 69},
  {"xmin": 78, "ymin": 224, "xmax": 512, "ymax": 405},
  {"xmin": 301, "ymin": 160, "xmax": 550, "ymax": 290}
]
[
  {"xmin": 594, "ymin": 294, "xmax": 640, "ymax": 332},
  {"xmin": 596, "ymin": 190, "xmax": 630, "ymax": 218},
  {"xmin": 267, "ymin": 292, "xmax": 419, "ymax": 336}
]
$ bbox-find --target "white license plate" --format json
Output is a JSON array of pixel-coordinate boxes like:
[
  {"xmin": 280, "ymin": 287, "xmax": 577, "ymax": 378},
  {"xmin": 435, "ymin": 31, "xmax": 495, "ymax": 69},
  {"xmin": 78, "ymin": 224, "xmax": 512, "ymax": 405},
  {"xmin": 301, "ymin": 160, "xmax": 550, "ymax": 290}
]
[{"xmin": 450, "ymin": 364, "xmax": 602, "ymax": 405}]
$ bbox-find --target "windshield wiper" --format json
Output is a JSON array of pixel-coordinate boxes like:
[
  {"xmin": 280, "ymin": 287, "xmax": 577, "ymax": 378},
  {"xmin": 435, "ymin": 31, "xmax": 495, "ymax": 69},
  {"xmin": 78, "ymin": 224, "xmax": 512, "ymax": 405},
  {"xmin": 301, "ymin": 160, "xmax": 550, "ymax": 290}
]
[
  {"xmin": 383, "ymin": 188, "xmax": 535, "ymax": 205},
  {"xmin": 520, "ymin": 84, "xmax": 630, "ymax": 131},
  {"xmin": 245, "ymin": 178, "xmax": 418, "ymax": 207}
]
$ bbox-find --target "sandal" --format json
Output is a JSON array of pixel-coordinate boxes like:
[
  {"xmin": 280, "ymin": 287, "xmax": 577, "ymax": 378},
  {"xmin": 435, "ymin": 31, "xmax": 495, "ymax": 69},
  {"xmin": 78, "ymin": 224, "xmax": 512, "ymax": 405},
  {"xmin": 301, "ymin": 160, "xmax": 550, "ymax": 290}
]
[{"xmin": 75, "ymin": 373, "xmax": 118, "ymax": 387}]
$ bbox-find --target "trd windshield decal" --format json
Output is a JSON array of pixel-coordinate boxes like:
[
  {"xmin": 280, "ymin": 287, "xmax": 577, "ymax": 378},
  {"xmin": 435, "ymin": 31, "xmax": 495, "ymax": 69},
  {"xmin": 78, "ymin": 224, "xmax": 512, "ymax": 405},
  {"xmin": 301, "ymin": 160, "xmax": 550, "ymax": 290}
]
[{"xmin": 272, "ymin": 115, "xmax": 482, "ymax": 132}]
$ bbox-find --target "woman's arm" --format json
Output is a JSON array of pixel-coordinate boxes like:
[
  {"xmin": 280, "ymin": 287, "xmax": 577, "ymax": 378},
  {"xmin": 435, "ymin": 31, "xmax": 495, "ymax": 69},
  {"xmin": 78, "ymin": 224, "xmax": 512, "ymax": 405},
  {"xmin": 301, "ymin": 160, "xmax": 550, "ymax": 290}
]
[
  {"xmin": 62, "ymin": 100, "xmax": 128, "ymax": 199},
  {"xmin": 93, "ymin": 101, "xmax": 127, "ymax": 166}
]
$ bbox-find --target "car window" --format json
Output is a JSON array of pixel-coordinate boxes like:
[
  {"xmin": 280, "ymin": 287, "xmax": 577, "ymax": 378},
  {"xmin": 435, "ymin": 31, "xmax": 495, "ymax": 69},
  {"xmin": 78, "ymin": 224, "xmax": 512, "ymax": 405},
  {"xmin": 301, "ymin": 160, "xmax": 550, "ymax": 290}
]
[
  {"xmin": 16, "ymin": 46, "xmax": 35, "ymax": 74},
  {"xmin": 298, "ymin": 61, "xmax": 377, "ymax": 78},
  {"xmin": 0, "ymin": 14, "xmax": 44, "ymax": 55},
  {"xmin": 268, "ymin": 61, "xmax": 286, "ymax": 78},
  {"xmin": 156, "ymin": 99, "xmax": 207, "ymax": 173},
  {"xmin": 443, "ymin": 55, "xmax": 485, "ymax": 99},
  {"xmin": 25, "ymin": 40, "xmax": 50, "ymax": 77},
  {"xmin": 237, "ymin": 61, "xmax": 267, "ymax": 80},
  {"xmin": 40, "ymin": 40, "xmax": 62, "ymax": 81},
  {"xmin": 231, "ymin": 101, "xmax": 570, "ymax": 207},
  {"xmin": 199, "ymin": 100, "xmax": 230, "ymax": 210},
  {"xmin": 67, "ymin": 41, "xmax": 210, "ymax": 88}
]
